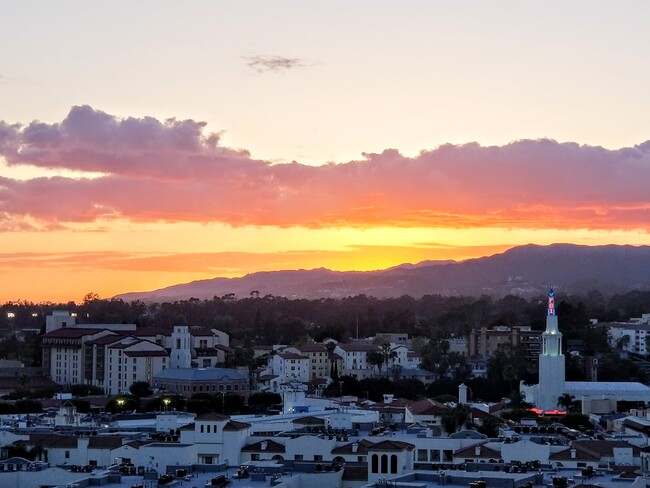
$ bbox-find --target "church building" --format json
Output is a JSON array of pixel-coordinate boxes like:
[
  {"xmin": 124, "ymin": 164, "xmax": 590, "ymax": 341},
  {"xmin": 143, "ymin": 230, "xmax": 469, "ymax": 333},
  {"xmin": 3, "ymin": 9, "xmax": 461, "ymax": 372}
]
[{"xmin": 521, "ymin": 288, "xmax": 650, "ymax": 413}]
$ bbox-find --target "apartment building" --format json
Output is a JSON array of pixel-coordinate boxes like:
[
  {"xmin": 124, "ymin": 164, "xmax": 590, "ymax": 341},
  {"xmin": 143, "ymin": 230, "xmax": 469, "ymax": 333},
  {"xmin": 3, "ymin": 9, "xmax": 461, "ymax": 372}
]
[
  {"xmin": 468, "ymin": 325, "xmax": 541, "ymax": 364},
  {"xmin": 42, "ymin": 312, "xmax": 230, "ymax": 394},
  {"xmin": 335, "ymin": 342, "xmax": 380, "ymax": 378}
]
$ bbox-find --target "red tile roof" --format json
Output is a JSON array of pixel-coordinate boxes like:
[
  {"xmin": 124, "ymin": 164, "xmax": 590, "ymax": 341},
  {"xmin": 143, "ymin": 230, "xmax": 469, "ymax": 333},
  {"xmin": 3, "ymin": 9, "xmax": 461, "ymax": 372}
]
[
  {"xmin": 342, "ymin": 466, "xmax": 368, "ymax": 481},
  {"xmin": 242, "ymin": 439, "xmax": 285, "ymax": 453},
  {"xmin": 223, "ymin": 420, "xmax": 251, "ymax": 431},
  {"xmin": 43, "ymin": 328, "xmax": 108, "ymax": 338},
  {"xmin": 338, "ymin": 343, "xmax": 380, "ymax": 352},
  {"xmin": 367, "ymin": 440, "xmax": 415, "ymax": 451}
]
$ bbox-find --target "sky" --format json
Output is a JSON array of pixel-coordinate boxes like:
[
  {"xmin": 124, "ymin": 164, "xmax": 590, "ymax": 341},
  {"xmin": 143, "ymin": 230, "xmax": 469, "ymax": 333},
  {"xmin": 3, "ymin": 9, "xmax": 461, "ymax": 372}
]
[{"xmin": 1, "ymin": 1, "xmax": 650, "ymax": 303}]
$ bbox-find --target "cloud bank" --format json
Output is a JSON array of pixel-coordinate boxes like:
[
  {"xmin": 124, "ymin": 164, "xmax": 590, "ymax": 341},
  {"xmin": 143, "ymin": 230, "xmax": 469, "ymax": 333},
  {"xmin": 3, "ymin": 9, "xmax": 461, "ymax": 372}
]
[{"xmin": 1, "ymin": 106, "xmax": 650, "ymax": 232}]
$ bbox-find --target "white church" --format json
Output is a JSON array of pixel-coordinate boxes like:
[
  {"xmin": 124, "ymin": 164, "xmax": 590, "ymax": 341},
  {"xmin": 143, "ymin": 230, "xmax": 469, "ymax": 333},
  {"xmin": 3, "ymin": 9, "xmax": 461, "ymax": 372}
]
[{"xmin": 520, "ymin": 288, "xmax": 650, "ymax": 414}]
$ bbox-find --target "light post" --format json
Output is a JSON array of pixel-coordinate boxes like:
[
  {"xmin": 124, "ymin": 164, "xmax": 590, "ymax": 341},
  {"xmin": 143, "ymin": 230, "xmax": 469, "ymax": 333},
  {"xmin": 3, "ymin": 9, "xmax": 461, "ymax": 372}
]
[{"xmin": 162, "ymin": 398, "xmax": 171, "ymax": 411}]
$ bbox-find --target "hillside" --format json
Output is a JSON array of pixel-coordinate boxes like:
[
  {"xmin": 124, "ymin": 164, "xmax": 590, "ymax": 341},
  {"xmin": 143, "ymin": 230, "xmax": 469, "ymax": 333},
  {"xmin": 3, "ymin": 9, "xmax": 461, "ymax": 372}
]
[{"xmin": 115, "ymin": 244, "xmax": 650, "ymax": 302}]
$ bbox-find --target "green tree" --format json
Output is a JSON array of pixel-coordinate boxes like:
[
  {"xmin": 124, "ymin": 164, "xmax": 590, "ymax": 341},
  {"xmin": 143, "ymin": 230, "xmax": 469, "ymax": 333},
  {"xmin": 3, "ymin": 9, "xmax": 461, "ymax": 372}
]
[
  {"xmin": 557, "ymin": 393, "xmax": 580, "ymax": 412},
  {"xmin": 366, "ymin": 350, "xmax": 385, "ymax": 373},
  {"xmin": 248, "ymin": 392, "xmax": 282, "ymax": 407},
  {"xmin": 441, "ymin": 404, "xmax": 471, "ymax": 434},
  {"xmin": 129, "ymin": 381, "xmax": 153, "ymax": 397},
  {"xmin": 325, "ymin": 341, "xmax": 338, "ymax": 380}
]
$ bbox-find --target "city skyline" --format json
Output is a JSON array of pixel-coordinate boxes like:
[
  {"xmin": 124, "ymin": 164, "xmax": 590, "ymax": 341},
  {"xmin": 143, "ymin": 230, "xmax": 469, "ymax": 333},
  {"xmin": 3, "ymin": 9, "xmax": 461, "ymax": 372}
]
[{"xmin": 2, "ymin": 1, "xmax": 650, "ymax": 302}]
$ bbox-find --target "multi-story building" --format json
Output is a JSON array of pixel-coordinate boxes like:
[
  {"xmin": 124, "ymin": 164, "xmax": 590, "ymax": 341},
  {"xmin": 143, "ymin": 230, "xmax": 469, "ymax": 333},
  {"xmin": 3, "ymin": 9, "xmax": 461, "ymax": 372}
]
[
  {"xmin": 136, "ymin": 325, "xmax": 232, "ymax": 366},
  {"xmin": 296, "ymin": 342, "xmax": 338, "ymax": 380},
  {"xmin": 42, "ymin": 312, "xmax": 230, "ymax": 394},
  {"xmin": 335, "ymin": 342, "xmax": 380, "ymax": 378},
  {"xmin": 607, "ymin": 321, "xmax": 650, "ymax": 355},
  {"xmin": 152, "ymin": 368, "xmax": 249, "ymax": 398},
  {"xmin": 269, "ymin": 352, "xmax": 310, "ymax": 383},
  {"xmin": 43, "ymin": 328, "xmax": 117, "ymax": 386},
  {"xmin": 468, "ymin": 326, "xmax": 541, "ymax": 365},
  {"xmin": 84, "ymin": 333, "xmax": 168, "ymax": 394},
  {"xmin": 105, "ymin": 337, "xmax": 169, "ymax": 395}
]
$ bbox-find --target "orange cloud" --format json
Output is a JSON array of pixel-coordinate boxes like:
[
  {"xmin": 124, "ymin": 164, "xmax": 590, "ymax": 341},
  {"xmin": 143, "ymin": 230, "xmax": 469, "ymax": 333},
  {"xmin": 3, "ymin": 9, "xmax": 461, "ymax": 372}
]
[{"xmin": 2, "ymin": 106, "xmax": 650, "ymax": 231}]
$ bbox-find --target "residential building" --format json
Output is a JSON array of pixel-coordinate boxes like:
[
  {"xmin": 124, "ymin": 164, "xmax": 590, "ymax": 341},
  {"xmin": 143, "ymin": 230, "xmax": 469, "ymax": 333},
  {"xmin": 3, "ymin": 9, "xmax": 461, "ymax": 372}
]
[
  {"xmin": 607, "ymin": 322, "xmax": 650, "ymax": 355},
  {"xmin": 296, "ymin": 342, "xmax": 338, "ymax": 380},
  {"xmin": 42, "ymin": 312, "xmax": 230, "ymax": 394},
  {"xmin": 469, "ymin": 325, "xmax": 541, "ymax": 364},
  {"xmin": 335, "ymin": 342, "xmax": 380, "ymax": 378}
]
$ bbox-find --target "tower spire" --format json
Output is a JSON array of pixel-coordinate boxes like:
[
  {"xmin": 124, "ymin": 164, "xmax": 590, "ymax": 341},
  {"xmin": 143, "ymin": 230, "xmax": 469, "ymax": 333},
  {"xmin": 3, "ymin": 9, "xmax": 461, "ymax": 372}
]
[
  {"xmin": 537, "ymin": 285, "xmax": 565, "ymax": 410},
  {"xmin": 547, "ymin": 287, "xmax": 556, "ymax": 316}
]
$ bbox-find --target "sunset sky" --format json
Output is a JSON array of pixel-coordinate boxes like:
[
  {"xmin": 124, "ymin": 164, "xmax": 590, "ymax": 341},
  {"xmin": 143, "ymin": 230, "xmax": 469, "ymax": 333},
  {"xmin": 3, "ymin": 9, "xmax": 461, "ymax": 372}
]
[{"xmin": 2, "ymin": 1, "xmax": 650, "ymax": 303}]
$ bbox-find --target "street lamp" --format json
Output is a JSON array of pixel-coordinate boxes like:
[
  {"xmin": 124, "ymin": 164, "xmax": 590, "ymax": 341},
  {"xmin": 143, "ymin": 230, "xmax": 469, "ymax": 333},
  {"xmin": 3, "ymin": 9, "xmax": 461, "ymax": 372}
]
[{"xmin": 162, "ymin": 398, "xmax": 171, "ymax": 411}]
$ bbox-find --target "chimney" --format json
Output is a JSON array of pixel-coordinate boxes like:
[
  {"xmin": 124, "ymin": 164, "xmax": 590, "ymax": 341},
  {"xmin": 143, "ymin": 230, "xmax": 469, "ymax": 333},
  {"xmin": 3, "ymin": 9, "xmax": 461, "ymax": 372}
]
[
  {"xmin": 261, "ymin": 441, "xmax": 268, "ymax": 451},
  {"xmin": 570, "ymin": 449, "xmax": 576, "ymax": 459},
  {"xmin": 352, "ymin": 442, "xmax": 359, "ymax": 453},
  {"xmin": 474, "ymin": 445, "xmax": 481, "ymax": 456},
  {"xmin": 383, "ymin": 394, "xmax": 394, "ymax": 404}
]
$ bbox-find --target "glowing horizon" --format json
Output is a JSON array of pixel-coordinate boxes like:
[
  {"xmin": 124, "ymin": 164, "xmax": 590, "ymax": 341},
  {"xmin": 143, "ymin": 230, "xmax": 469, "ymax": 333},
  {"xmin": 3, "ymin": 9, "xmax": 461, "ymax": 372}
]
[{"xmin": 2, "ymin": 2, "xmax": 650, "ymax": 303}]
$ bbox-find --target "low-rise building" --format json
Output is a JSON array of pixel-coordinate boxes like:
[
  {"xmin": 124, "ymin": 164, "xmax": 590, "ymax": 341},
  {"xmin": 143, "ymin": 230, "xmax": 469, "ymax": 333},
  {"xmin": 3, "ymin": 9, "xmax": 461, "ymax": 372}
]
[{"xmin": 152, "ymin": 367, "xmax": 249, "ymax": 398}]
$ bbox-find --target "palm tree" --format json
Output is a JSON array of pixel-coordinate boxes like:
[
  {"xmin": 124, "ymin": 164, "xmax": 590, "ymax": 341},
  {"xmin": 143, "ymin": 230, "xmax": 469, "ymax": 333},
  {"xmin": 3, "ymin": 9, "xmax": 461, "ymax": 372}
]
[
  {"xmin": 509, "ymin": 390, "xmax": 531, "ymax": 410},
  {"xmin": 367, "ymin": 350, "xmax": 385, "ymax": 373},
  {"xmin": 557, "ymin": 393, "xmax": 579, "ymax": 411},
  {"xmin": 325, "ymin": 341, "xmax": 337, "ymax": 379},
  {"xmin": 380, "ymin": 342, "xmax": 392, "ymax": 376}
]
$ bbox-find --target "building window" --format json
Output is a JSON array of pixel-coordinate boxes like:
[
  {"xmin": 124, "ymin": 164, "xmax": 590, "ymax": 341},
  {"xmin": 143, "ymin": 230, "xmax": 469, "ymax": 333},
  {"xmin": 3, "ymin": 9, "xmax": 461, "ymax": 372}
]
[
  {"xmin": 65, "ymin": 450, "xmax": 70, "ymax": 459},
  {"xmin": 251, "ymin": 454, "xmax": 260, "ymax": 461},
  {"xmin": 371, "ymin": 454, "xmax": 378, "ymax": 473},
  {"xmin": 314, "ymin": 455, "xmax": 322, "ymax": 461},
  {"xmin": 391, "ymin": 455, "xmax": 397, "ymax": 473},
  {"xmin": 381, "ymin": 454, "xmax": 388, "ymax": 473},
  {"xmin": 294, "ymin": 455, "xmax": 303, "ymax": 461}
]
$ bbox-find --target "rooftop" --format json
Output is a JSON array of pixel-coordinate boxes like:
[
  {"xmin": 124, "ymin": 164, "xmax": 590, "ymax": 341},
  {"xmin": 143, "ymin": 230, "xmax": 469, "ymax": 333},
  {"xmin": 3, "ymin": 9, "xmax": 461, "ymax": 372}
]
[{"xmin": 154, "ymin": 367, "xmax": 247, "ymax": 382}]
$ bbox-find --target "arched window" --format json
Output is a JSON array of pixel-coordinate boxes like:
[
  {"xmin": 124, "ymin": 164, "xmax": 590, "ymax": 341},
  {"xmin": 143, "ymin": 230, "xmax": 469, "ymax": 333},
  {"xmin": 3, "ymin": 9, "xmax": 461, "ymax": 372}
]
[
  {"xmin": 381, "ymin": 454, "xmax": 388, "ymax": 473},
  {"xmin": 371, "ymin": 454, "xmax": 378, "ymax": 473},
  {"xmin": 391, "ymin": 455, "xmax": 397, "ymax": 473}
]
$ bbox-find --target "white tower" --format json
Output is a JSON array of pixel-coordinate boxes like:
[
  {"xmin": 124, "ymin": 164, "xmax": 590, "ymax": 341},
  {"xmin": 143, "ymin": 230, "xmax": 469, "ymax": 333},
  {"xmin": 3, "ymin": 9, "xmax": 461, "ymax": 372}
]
[
  {"xmin": 458, "ymin": 383, "xmax": 468, "ymax": 404},
  {"xmin": 537, "ymin": 288, "xmax": 565, "ymax": 410},
  {"xmin": 170, "ymin": 325, "xmax": 192, "ymax": 369}
]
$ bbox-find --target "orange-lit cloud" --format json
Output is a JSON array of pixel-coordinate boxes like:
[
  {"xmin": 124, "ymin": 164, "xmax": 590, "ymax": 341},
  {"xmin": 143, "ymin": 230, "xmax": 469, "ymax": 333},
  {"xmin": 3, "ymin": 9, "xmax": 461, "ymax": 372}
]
[{"xmin": 2, "ymin": 106, "xmax": 650, "ymax": 232}]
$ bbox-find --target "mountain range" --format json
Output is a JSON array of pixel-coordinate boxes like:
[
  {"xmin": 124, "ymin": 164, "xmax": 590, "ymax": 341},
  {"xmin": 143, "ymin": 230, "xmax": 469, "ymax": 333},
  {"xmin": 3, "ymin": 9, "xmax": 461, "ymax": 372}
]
[{"xmin": 115, "ymin": 244, "xmax": 650, "ymax": 302}]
